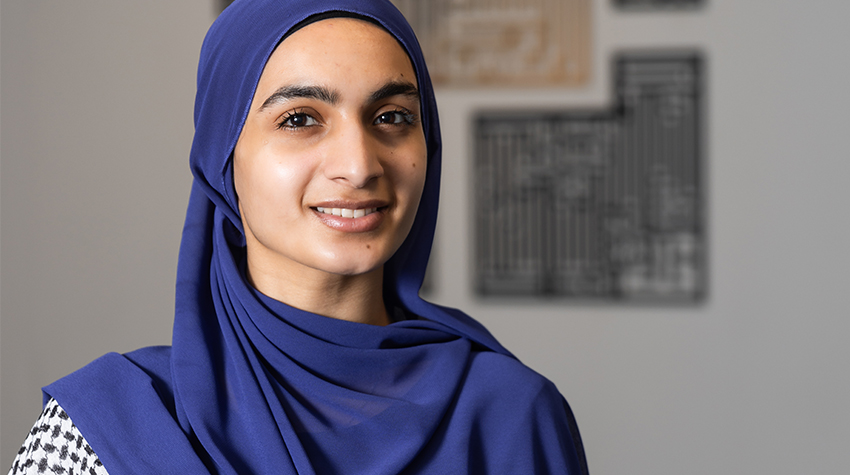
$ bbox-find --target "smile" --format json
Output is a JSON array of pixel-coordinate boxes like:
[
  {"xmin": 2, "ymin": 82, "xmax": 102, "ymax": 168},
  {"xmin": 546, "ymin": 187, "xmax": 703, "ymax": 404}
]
[{"xmin": 315, "ymin": 207, "xmax": 379, "ymax": 218}]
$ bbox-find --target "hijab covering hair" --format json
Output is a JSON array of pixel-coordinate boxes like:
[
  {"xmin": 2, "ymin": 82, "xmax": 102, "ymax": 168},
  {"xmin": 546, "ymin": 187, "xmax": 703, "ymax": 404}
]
[{"xmin": 44, "ymin": 1, "xmax": 587, "ymax": 473}]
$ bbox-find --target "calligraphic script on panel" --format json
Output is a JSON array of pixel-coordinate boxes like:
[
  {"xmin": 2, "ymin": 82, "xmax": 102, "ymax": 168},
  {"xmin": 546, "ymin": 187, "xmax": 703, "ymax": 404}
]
[
  {"xmin": 390, "ymin": 0, "xmax": 591, "ymax": 87},
  {"xmin": 475, "ymin": 53, "xmax": 705, "ymax": 301}
]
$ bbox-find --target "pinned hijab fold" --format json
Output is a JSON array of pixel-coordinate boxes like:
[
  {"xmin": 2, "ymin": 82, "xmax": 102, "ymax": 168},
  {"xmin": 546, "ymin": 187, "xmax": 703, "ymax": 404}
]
[{"xmin": 44, "ymin": 1, "xmax": 587, "ymax": 473}]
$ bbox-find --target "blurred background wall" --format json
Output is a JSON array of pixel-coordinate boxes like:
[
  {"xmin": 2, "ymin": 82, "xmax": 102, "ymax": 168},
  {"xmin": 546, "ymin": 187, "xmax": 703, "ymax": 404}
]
[{"xmin": 2, "ymin": 1, "xmax": 849, "ymax": 473}]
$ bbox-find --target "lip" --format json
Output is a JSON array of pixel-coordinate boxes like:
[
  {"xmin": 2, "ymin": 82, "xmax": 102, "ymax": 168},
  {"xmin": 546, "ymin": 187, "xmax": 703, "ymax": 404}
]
[{"xmin": 310, "ymin": 199, "xmax": 389, "ymax": 233}]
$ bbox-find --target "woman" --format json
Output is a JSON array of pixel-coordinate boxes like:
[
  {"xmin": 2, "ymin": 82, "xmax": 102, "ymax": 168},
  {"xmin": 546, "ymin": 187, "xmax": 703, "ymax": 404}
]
[{"xmin": 10, "ymin": 1, "xmax": 587, "ymax": 473}]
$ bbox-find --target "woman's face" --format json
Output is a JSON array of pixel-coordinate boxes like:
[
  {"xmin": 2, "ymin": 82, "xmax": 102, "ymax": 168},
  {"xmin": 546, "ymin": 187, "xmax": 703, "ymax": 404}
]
[{"xmin": 234, "ymin": 18, "xmax": 427, "ymax": 282}]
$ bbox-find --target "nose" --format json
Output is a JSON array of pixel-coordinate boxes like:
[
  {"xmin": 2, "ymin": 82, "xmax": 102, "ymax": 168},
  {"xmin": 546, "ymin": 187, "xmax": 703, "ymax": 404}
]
[{"xmin": 323, "ymin": 123, "xmax": 383, "ymax": 189}]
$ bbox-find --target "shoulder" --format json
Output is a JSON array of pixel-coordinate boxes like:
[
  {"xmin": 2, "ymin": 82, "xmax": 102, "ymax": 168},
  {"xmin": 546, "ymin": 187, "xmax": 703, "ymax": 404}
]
[
  {"xmin": 451, "ymin": 351, "xmax": 589, "ymax": 474},
  {"xmin": 463, "ymin": 350, "xmax": 563, "ymax": 407},
  {"xmin": 454, "ymin": 350, "xmax": 572, "ymax": 434},
  {"xmin": 9, "ymin": 398, "xmax": 108, "ymax": 475},
  {"xmin": 45, "ymin": 346, "xmax": 171, "ymax": 393},
  {"xmin": 44, "ymin": 346, "xmax": 174, "ymax": 413}
]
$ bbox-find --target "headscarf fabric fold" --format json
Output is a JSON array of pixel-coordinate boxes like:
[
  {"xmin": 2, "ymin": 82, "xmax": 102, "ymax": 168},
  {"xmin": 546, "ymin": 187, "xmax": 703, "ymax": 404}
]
[{"xmin": 44, "ymin": 1, "xmax": 588, "ymax": 473}]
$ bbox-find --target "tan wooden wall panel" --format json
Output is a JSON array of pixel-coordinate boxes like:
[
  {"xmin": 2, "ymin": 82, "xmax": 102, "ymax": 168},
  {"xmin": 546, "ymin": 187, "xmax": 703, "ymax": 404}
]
[{"xmin": 391, "ymin": 0, "xmax": 591, "ymax": 87}]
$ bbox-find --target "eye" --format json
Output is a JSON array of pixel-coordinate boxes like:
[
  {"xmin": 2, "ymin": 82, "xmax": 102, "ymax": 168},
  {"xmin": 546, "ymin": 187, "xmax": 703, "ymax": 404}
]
[
  {"xmin": 374, "ymin": 109, "xmax": 417, "ymax": 126},
  {"xmin": 277, "ymin": 110, "xmax": 318, "ymax": 130}
]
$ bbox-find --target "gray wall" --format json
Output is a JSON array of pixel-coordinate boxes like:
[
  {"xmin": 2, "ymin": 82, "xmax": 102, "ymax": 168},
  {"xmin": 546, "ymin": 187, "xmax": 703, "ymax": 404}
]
[{"xmin": 3, "ymin": 1, "xmax": 849, "ymax": 473}]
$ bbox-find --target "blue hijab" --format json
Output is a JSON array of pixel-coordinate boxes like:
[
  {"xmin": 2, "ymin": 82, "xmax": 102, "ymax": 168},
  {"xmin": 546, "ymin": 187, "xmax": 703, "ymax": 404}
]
[{"xmin": 45, "ymin": 1, "xmax": 587, "ymax": 473}]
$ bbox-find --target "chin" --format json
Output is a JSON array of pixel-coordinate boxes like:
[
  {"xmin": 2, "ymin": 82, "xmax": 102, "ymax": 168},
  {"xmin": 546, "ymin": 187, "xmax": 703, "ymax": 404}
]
[
  {"xmin": 318, "ymin": 262, "xmax": 383, "ymax": 277},
  {"xmin": 310, "ymin": 250, "xmax": 389, "ymax": 277}
]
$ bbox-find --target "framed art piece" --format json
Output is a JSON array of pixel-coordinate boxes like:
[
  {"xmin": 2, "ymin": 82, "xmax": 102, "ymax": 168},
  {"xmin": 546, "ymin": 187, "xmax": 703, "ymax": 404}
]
[
  {"xmin": 390, "ymin": 0, "xmax": 591, "ymax": 87},
  {"xmin": 474, "ymin": 52, "xmax": 705, "ymax": 301}
]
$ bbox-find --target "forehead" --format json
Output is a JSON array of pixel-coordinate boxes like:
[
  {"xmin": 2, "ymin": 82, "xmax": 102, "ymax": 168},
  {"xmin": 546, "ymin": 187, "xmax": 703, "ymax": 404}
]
[
  {"xmin": 256, "ymin": 17, "xmax": 416, "ymax": 91},
  {"xmin": 284, "ymin": 17, "xmax": 398, "ymax": 49}
]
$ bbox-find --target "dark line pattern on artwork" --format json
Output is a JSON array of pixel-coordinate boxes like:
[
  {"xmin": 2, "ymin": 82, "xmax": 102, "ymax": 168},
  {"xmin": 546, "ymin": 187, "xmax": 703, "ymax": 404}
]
[{"xmin": 474, "ymin": 52, "xmax": 705, "ymax": 302}]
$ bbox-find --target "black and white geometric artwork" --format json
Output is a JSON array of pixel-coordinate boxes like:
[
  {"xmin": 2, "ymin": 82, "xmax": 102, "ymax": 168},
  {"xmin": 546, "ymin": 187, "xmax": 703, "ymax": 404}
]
[{"xmin": 474, "ymin": 53, "xmax": 705, "ymax": 301}]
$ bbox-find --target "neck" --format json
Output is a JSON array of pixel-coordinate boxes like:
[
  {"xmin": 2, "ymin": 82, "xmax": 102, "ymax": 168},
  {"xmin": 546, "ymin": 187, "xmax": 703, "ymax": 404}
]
[{"xmin": 245, "ymin": 257, "xmax": 391, "ymax": 327}]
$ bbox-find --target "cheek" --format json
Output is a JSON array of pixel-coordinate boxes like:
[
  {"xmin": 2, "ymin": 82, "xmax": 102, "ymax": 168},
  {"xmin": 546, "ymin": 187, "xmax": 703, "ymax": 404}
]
[
  {"xmin": 389, "ymin": 132, "xmax": 427, "ymax": 181},
  {"xmin": 409, "ymin": 161, "xmax": 427, "ymax": 204},
  {"xmin": 388, "ymin": 145, "xmax": 428, "ymax": 238},
  {"xmin": 406, "ymin": 145, "xmax": 428, "ymax": 201},
  {"xmin": 235, "ymin": 150, "xmax": 315, "ymax": 227}
]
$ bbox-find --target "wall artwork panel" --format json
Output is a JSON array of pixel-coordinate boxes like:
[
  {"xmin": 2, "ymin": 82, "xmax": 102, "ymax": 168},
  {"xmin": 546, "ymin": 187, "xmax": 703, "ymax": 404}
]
[
  {"xmin": 474, "ymin": 52, "xmax": 705, "ymax": 302},
  {"xmin": 390, "ymin": 0, "xmax": 591, "ymax": 87}
]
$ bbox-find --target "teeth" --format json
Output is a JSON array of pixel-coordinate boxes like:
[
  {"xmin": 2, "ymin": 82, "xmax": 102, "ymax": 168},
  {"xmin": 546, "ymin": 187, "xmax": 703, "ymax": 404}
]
[{"xmin": 316, "ymin": 207, "xmax": 378, "ymax": 218}]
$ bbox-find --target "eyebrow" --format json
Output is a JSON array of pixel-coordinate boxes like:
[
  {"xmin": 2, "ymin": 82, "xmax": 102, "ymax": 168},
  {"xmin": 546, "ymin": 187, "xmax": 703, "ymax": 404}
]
[
  {"xmin": 257, "ymin": 80, "xmax": 420, "ymax": 112},
  {"xmin": 368, "ymin": 80, "xmax": 420, "ymax": 104},
  {"xmin": 258, "ymin": 85, "xmax": 340, "ymax": 112}
]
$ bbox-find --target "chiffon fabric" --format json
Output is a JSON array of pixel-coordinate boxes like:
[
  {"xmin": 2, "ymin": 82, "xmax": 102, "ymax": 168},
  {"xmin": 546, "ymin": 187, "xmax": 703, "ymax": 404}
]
[{"xmin": 44, "ymin": 0, "xmax": 588, "ymax": 473}]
